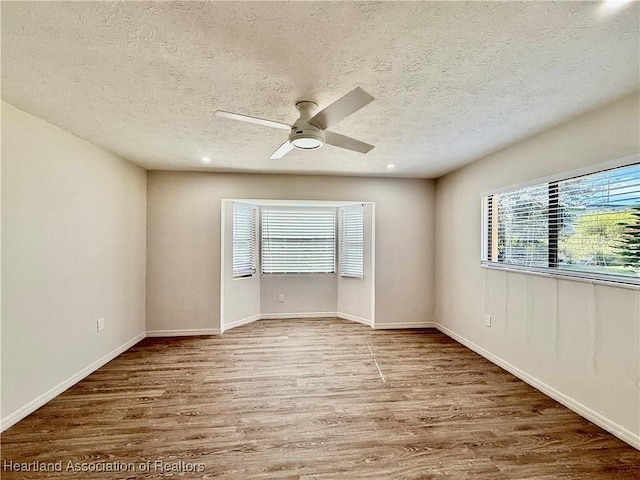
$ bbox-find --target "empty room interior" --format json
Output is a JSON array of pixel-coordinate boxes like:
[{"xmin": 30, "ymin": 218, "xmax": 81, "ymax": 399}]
[{"xmin": 2, "ymin": 1, "xmax": 640, "ymax": 478}]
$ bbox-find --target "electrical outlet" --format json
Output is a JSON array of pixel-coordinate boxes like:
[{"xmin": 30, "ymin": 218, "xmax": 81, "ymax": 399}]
[
  {"xmin": 278, "ymin": 293, "xmax": 285, "ymax": 303},
  {"xmin": 484, "ymin": 314, "xmax": 491, "ymax": 327},
  {"xmin": 97, "ymin": 318, "xmax": 104, "ymax": 332}
]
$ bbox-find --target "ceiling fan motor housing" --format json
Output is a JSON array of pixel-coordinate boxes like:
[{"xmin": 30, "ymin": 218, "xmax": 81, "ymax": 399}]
[{"xmin": 290, "ymin": 101, "xmax": 325, "ymax": 150}]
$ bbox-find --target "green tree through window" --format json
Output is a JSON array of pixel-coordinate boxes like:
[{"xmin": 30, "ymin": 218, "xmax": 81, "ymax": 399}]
[{"xmin": 618, "ymin": 207, "xmax": 640, "ymax": 270}]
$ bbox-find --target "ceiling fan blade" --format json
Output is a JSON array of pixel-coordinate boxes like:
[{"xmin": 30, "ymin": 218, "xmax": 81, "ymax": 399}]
[
  {"xmin": 324, "ymin": 131, "xmax": 374, "ymax": 154},
  {"xmin": 269, "ymin": 141, "xmax": 295, "ymax": 159},
  {"xmin": 308, "ymin": 87, "xmax": 374, "ymax": 130},
  {"xmin": 215, "ymin": 110, "xmax": 291, "ymax": 130}
]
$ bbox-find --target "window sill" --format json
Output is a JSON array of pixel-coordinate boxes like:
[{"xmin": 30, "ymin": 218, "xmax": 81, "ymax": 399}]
[
  {"xmin": 481, "ymin": 263, "xmax": 640, "ymax": 290},
  {"xmin": 233, "ymin": 274, "xmax": 256, "ymax": 280},
  {"xmin": 261, "ymin": 273, "xmax": 337, "ymax": 277}
]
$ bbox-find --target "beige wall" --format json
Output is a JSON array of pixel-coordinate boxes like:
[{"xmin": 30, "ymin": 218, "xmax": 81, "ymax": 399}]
[
  {"xmin": 260, "ymin": 275, "xmax": 337, "ymax": 316},
  {"xmin": 147, "ymin": 172, "xmax": 435, "ymax": 332},
  {"xmin": 434, "ymin": 93, "xmax": 640, "ymax": 444},
  {"xmin": 1, "ymin": 102, "xmax": 147, "ymax": 427}
]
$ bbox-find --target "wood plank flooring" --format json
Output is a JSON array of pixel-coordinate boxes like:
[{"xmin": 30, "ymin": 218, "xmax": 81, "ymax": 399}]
[{"xmin": 2, "ymin": 318, "xmax": 639, "ymax": 479}]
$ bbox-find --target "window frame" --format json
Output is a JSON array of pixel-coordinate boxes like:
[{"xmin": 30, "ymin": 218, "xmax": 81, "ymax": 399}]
[{"xmin": 481, "ymin": 157, "xmax": 640, "ymax": 288}]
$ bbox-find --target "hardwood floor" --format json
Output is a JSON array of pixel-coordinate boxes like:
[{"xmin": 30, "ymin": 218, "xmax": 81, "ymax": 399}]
[{"xmin": 2, "ymin": 318, "xmax": 639, "ymax": 479}]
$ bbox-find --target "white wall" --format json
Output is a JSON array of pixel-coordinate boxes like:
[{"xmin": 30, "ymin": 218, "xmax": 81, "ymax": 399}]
[
  {"xmin": 434, "ymin": 92, "xmax": 640, "ymax": 446},
  {"xmin": 147, "ymin": 173, "xmax": 435, "ymax": 332},
  {"xmin": 337, "ymin": 203, "xmax": 375, "ymax": 324},
  {"xmin": 1, "ymin": 102, "xmax": 147, "ymax": 429},
  {"xmin": 219, "ymin": 200, "xmax": 261, "ymax": 332}
]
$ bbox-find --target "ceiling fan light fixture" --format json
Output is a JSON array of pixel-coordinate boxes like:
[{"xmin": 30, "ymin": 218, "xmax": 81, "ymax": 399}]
[
  {"xmin": 291, "ymin": 136, "xmax": 324, "ymax": 150},
  {"xmin": 290, "ymin": 130, "xmax": 325, "ymax": 150}
]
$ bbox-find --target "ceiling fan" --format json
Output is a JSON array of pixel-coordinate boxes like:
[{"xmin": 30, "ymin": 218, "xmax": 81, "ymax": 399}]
[{"xmin": 215, "ymin": 87, "xmax": 375, "ymax": 159}]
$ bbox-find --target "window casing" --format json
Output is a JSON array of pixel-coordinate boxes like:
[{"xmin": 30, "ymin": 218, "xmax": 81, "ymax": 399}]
[
  {"xmin": 340, "ymin": 204, "xmax": 364, "ymax": 278},
  {"xmin": 261, "ymin": 209, "xmax": 336, "ymax": 274},
  {"xmin": 232, "ymin": 203, "xmax": 257, "ymax": 278},
  {"xmin": 482, "ymin": 163, "xmax": 640, "ymax": 285}
]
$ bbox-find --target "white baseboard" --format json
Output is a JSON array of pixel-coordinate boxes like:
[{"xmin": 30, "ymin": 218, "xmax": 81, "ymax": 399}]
[
  {"xmin": 221, "ymin": 314, "xmax": 261, "ymax": 333},
  {"xmin": 1, "ymin": 331, "xmax": 146, "ymax": 432},
  {"xmin": 434, "ymin": 323, "xmax": 640, "ymax": 450},
  {"xmin": 337, "ymin": 312, "xmax": 373, "ymax": 327},
  {"xmin": 374, "ymin": 321, "xmax": 436, "ymax": 329},
  {"xmin": 260, "ymin": 312, "xmax": 338, "ymax": 320},
  {"xmin": 146, "ymin": 328, "xmax": 221, "ymax": 337}
]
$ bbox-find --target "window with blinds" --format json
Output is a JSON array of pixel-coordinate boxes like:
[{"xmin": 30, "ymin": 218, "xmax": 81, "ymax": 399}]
[
  {"xmin": 482, "ymin": 163, "xmax": 640, "ymax": 283},
  {"xmin": 232, "ymin": 203, "xmax": 257, "ymax": 278},
  {"xmin": 340, "ymin": 204, "xmax": 364, "ymax": 278},
  {"xmin": 261, "ymin": 209, "xmax": 336, "ymax": 274}
]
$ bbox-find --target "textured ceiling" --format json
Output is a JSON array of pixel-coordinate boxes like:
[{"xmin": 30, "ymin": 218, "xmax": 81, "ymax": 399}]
[{"xmin": 2, "ymin": 1, "xmax": 638, "ymax": 178}]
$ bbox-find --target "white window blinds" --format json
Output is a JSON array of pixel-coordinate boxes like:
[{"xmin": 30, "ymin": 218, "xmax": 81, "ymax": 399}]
[
  {"xmin": 232, "ymin": 203, "xmax": 257, "ymax": 278},
  {"xmin": 262, "ymin": 209, "xmax": 336, "ymax": 274},
  {"xmin": 490, "ymin": 183, "xmax": 550, "ymax": 268},
  {"xmin": 482, "ymin": 163, "xmax": 640, "ymax": 283},
  {"xmin": 340, "ymin": 204, "xmax": 364, "ymax": 278}
]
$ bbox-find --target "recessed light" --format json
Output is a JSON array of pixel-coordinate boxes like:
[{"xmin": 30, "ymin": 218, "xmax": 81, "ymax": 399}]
[
  {"xmin": 387, "ymin": 164, "xmax": 395, "ymax": 169},
  {"xmin": 201, "ymin": 156, "xmax": 212, "ymax": 164},
  {"xmin": 598, "ymin": 0, "xmax": 634, "ymax": 16}
]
